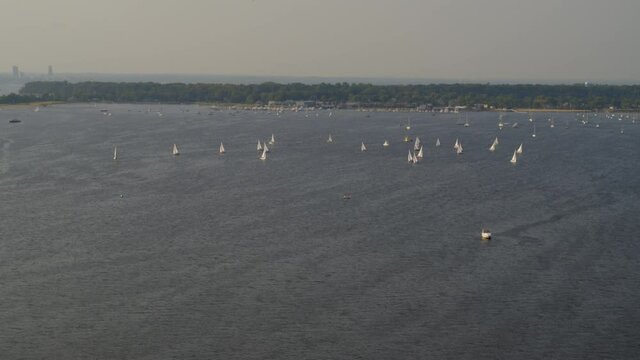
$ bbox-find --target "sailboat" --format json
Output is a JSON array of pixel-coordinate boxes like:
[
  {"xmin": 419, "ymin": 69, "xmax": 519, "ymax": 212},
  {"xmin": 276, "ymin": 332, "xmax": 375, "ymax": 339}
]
[
  {"xmin": 259, "ymin": 147, "xmax": 267, "ymax": 160},
  {"xmin": 360, "ymin": 142, "xmax": 367, "ymax": 152},
  {"xmin": 263, "ymin": 142, "xmax": 270, "ymax": 153},
  {"xmin": 510, "ymin": 150, "xmax": 517, "ymax": 164},
  {"xmin": 269, "ymin": 134, "xmax": 275, "ymax": 145},
  {"xmin": 412, "ymin": 152, "xmax": 419, "ymax": 163},
  {"xmin": 113, "ymin": 146, "xmax": 117, "ymax": 160},
  {"xmin": 453, "ymin": 138, "xmax": 460, "ymax": 150},
  {"xmin": 516, "ymin": 144, "xmax": 523, "ymax": 155},
  {"xmin": 327, "ymin": 134, "xmax": 333, "ymax": 143},
  {"xmin": 456, "ymin": 142, "xmax": 463, "ymax": 154},
  {"xmin": 532, "ymin": 124, "xmax": 537, "ymax": 138},
  {"xmin": 383, "ymin": 140, "xmax": 390, "ymax": 147},
  {"xmin": 435, "ymin": 138, "xmax": 441, "ymax": 147},
  {"xmin": 489, "ymin": 137, "xmax": 498, "ymax": 152},
  {"xmin": 172, "ymin": 144, "xmax": 180, "ymax": 156},
  {"xmin": 407, "ymin": 150, "xmax": 414, "ymax": 164},
  {"xmin": 219, "ymin": 142, "xmax": 225, "ymax": 154},
  {"xmin": 414, "ymin": 137, "xmax": 421, "ymax": 152},
  {"xmin": 416, "ymin": 146, "xmax": 424, "ymax": 159},
  {"xmin": 257, "ymin": 140, "xmax": 263, "ymax": 151},
  {"xmin": 405, "ymin": 118, "xmax": 411, "ymax": 130},
  {"xmin": 498, "ymin": 114, "xmax": 504, "ymax": 130}
]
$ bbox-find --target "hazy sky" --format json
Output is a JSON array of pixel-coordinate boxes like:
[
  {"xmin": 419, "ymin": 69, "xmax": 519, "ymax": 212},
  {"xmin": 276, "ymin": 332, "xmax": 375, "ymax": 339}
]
[{"xmin": 2, "ymin": 0, "xmax": 640, "ymax": 82}]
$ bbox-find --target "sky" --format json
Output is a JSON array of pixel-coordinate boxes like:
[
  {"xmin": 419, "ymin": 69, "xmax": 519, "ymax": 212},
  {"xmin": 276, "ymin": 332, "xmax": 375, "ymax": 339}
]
[{"xmin": 2, "ymin": 0, "xmax": 640, "ymax": 83}]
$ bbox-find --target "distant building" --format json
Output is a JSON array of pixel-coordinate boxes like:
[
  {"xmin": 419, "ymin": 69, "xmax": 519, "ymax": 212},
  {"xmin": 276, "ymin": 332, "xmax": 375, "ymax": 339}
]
[
  {"xmin": 12, "ymin": 65, "xmax": 19, "ymax": 79},
  {"xmin": 48, "ymin": 65, "xmax": 53, "ymax": 76}
]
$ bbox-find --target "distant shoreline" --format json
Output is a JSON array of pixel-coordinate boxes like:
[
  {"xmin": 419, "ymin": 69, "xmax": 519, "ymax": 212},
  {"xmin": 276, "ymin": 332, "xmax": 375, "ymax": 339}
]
[{"xmin": 5, "ymin": 80, "xmax": 640, "ymax": 112}]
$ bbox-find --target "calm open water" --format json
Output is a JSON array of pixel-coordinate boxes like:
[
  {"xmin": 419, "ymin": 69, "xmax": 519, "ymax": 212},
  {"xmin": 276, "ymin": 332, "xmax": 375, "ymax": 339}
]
[{"xmin": 1, "ymin": 104, "xmax": 639, "ymax": 359}]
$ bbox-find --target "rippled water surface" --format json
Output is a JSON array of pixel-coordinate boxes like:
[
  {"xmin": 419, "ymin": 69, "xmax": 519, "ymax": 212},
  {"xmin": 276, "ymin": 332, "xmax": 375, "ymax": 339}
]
[{"xmin": 1, "ymin": 104, "xmax": 639, "ymax": 359}]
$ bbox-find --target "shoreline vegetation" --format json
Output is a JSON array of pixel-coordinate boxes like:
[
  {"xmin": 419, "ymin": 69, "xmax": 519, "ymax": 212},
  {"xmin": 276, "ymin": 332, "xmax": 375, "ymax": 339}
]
[{"xmin": 2, "ymin": 81, "xmax": 639, "ymax": 111}]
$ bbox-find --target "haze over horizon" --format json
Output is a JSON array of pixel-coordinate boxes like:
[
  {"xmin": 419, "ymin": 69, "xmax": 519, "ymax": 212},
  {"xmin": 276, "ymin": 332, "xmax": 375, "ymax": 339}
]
[{"xmin": 3, "ymin": 0, "xmax": 640, "ymax": 83}]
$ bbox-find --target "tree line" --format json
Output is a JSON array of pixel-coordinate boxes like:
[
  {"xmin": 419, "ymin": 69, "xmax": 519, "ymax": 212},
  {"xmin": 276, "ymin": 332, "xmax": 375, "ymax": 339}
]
[{"xmin": 2, "ymin": 81, "xmax": 639, "ymax": 109}]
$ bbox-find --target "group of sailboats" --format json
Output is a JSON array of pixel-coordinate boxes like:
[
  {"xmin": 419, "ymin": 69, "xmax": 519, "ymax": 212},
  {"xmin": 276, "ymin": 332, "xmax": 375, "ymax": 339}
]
[
  {"xmin": 510, "ymin": 144, "xmax": 523, "ymax": 164},
  {"xmin": 257, "ymin": 135, "xmax": 275, "ymax": 160},
  {"xmin": 111, "ymin": 129, "xmax": 528, "ymax": 167}
]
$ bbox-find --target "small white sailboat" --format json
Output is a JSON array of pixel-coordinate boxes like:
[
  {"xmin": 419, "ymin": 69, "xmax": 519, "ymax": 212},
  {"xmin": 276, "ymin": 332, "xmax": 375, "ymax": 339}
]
[
  {"xmin": 360, "ymin": 142, "xmax": 367, "ymax": 152},
  {"xmin": 263, "ymin": 142, "xmax": 270, "ymax": 153},
  {"xmin": 416, "ymin": 146, "xmax": 424, "ymax": 159},
  {"xmin": 453, "ymin": 138, "xmax": 460, "ymax": 150},
  {"xmin": 435, "ymin": 138, "xmax": 441, "ymax": 147},
  {"xmin": 414, "ymin": 137, "xmax": 421, "ymax": 152},
  {"xmin": 489, "ymin": 137, "xmax": 498, "ymax": 152},
  {"xmin": 412, "ymin": 152, "xmax": 419, "ymax": 163},
  {"xmin": 532, "ymin": 124, "xmax": 537, "ymax": 138},
  {"xmin": 113, "ymin": 146, "xmax": 117, "ymax": 160},
  {"xmin": 456, "ymin": 142, "xmax": 463, "ymax": 154},
  {"xmin": 405, "ymin": 118, "xmax": 411, "ymax": 130},
  {"xmin": 219, "ymin": 142, "xmax": 225, "ymax": 154},
  {"xmin": 259, "ymin": 147, "xmax": 267, "ymax": 160},
  {"xmin": 269, "ymin": 134, "xmax": 275, "ymax": 145},
  {"xmin": 407, "ymin": 150, "xmax": 414, "ymax": 164},
  {"xmin": 257, "ymin": 140, "xmax": 263, "ymax": 151},
  {"xmin": 510, "ymin": 150, "xmax": 517, "ymax": 164},
  {"xmin": 327, "ymin": 134, "xmax": 333, "ymax": 143},
  {"xmin": 516, "ymin": 144, "xmax": 523, "ymax": 155},
  {"xmin": 172, "ymin": 143, "xmax": 180, "ymax": 156},
  {"xmin": 481, "ymin": 229, "xmax": 492, "ymax": 240},
  {"xmin": 383, "ymin": 140, "xmax": 389, "ymax": 147}
]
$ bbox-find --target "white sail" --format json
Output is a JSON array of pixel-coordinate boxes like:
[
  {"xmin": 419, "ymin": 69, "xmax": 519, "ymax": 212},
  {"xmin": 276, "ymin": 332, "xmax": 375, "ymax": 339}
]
[
  {"xmin": 417, "ymin": 146, "xmax": 424, "ymax": 159},
  {"xmin": 405, "ymin": 118, "xmax": 411, "ymax": 130},
  {"xmin": 436, "ymin": 138, "xmax": 441, "ymax": 147},
  {"xmin": 383, "ymin": 140, "xmax": 389, "ymax": 147},
  {"xmin": 516, "ymin": 144, "xmax": 523, "ymax": 154},
  {"xmin": 259, "ymin": 147, "xmax": 267, "ymax": 160},
  {"xmin": 361, "ymin": 142, "xmax": 367, "ymax": 152},
  {"xmin": 113, "ymin": 146, "xmax": 117, "ymax": 160},
  {"xmin": 327, "ymin": 134, "xmax": 333, "ymax": 143},
  {"xmin": 257, "ymin": 140, "xmax": 263, "ymax": 151},
  {"xmin": 269, "ymin": 134, "xmax": 275, "ymax": 144},
  {"xmin": 414, "ymin": 137, "xmax": 421, "ymax": 151},
  {"xmin": 172, "ymin": 143, "xmax": 180, "ymax": 156},
  {"xmin": 532, "ymin": 124, "xmax": 537, "ymax": 138},
  {"xmin": 412, "ymin": 152, "xmax": 419, "ymax": 163},
  {"xmin": 407, "ymin": 150, "xmax": 414, "ymax": 163},
  {"xmin": 493, "ymin": 137, "xmax": 499, "ymax": 146},
  {"xmin": 457, "ymin": 142, "xmax": 463, "ymax": 154},
  {"xmin": 219, "ymin": 142, "xmax": 225, "ymax": 154},
  {"xmin": 454, "ymin": 138, "xmax": 460, "ymax": 150},
  {"xmin": 264, "ymin": 142, "xmax": 270, "ymax": 153},
  {"xmin": 489, "ymin": 143, "xmax": 496, "ymax": 152},
  {"xmin": 510, "ymin": 150, "xmax": 517, "ymax": 164}
]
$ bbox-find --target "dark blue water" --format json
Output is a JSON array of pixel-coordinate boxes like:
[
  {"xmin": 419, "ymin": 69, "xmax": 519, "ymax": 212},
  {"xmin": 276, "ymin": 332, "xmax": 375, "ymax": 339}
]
[{"xmin": 1, "ymin": 104, "xmax": 639, "ymax": 359}]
